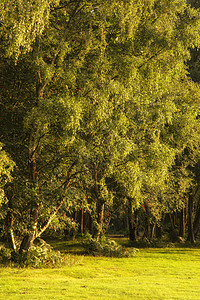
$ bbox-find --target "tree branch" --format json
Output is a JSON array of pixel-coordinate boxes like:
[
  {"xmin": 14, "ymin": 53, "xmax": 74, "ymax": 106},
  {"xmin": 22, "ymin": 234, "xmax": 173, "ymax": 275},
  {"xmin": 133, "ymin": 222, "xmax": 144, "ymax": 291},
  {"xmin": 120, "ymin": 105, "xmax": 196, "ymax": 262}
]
[
  {"xmin": 138, "ymin": 47, "xmax": 165, "ymax": 69},
  {"xmin": 36, "ymin": 199, "xmax": 64, "ymax": 238}
]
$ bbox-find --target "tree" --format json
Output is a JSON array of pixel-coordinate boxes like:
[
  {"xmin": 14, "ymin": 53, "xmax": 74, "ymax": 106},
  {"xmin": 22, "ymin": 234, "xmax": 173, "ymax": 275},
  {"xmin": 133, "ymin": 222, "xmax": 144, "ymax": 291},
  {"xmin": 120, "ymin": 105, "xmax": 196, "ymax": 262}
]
[
  {"xmin": 1, "ymin": 0, "xmax": 200, "ymax": 256},
  {"xmin": 1, "ymin": 0, "xmax": 144, "ymax": 252}
]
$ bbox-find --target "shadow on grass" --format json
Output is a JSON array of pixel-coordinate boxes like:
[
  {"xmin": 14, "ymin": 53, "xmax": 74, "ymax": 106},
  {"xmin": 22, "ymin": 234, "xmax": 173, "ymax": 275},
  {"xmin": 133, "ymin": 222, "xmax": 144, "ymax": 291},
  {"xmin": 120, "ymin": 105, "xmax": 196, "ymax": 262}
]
[
  {"xmin": 45, "ymin": 238, "xmax": 86, "ymax": 255},
  {"xmin": 44, "ymin": 235, "xmax": 200, "ymax": 257},
  {"xmin": 107, "ymin": 235, "xmax": 200, "ymax": 250}
]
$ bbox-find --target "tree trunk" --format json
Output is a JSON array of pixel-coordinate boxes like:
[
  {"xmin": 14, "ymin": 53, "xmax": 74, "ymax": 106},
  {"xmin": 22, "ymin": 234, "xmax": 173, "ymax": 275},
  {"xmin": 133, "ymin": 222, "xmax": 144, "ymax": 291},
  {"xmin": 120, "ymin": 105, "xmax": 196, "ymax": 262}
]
[
  {"xmin": 4, "ymin": 196, "xmax": 14, "ymax": 247},
  {"xmin": 19, "ymin": 206, "xmax": 39, "ymax": 255},
  {"xmin": 155, "ymin": 224, "xmax": 162, "ymax": 239},
  {"xmin": 179, "ymin": 206, "xmax": 187, "ymax": 238},
  {"xmin": 155, "ymin": 214, "xmax": 165, "ymax": 240},
  {"xmin": 97, "ymin": 203, "xmax": 105, "ymax": 241},
  {"xmin": 187, "ymin": 194, "xmax": 195, "ymax": 243},
  {"xmin": 151, "ymin": 223, "xmax": 156, "ymax": 240},
  {"xmin": 169, "ymin": 213, "xmax": 176, "ymax": 232},
  {"xmin": 127, "ymin": 199, "xmax": 138, "ymax": 241},
  {"xmin": 193, "ymin": 197, "xmax": 200, "ymax": 239},
  {"xmin": 80, "ymin": 208, "xmax": 84, "ymax": 234},
  {"xmin": 19, "ymin": 233, "xmax": 35, "ymax": 254},
  {"xmin": 10, "ymin": 229, "xmax": 17, "ymax": 252},
  {"xmin": 88, "ymin": 213, "xmax": 93, "ymax": 235},
  {"xmin": 19, "ymin": 232, "xmax": 36, "ymax": 264},
  {"xmin": 143, "ymin": 204, "xmax": 151, "ymax": 240}
]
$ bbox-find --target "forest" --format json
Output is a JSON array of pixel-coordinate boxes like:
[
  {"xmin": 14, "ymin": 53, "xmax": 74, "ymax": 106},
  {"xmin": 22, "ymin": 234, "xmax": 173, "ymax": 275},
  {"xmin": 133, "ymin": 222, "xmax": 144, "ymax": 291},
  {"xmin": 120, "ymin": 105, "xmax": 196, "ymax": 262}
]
[{"xmin": 1, "ymin": 0, "xmax": 200, "ymax": 263}]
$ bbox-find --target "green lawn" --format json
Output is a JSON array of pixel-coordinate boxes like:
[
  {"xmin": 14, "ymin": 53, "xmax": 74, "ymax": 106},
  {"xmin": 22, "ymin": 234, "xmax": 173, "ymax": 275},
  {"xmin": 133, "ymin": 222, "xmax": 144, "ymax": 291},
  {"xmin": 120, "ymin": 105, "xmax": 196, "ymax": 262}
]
[{"xmin": 0, "ymin": 247, "xmax": 200, "ymax": 299}]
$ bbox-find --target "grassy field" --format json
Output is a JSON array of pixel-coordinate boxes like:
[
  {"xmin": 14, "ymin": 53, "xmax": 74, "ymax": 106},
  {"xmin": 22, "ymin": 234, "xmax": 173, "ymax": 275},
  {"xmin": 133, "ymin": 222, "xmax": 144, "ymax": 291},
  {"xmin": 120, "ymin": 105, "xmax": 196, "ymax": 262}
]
[{"xmin": 0, "ymin": 240, "xmax": 200, "ymax": 299}]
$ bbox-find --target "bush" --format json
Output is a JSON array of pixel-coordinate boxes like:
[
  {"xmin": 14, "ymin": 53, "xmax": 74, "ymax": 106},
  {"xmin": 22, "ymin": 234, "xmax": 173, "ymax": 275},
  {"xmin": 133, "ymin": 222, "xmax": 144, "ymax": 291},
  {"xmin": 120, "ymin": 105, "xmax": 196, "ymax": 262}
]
[
  {"xmin": 0, "ymin": 239, "xmax": 79, "ymax": 268},
  {"xmin": 83, "ymin": 234, "xmax": 138, "ymax": 257},
  {"xmin": 21, "ymin": 239, "xmax": 65, "ymax": 268},
  {"xmin": 0, "ymin": 246, "xmax": 12, "ymax": 264}
]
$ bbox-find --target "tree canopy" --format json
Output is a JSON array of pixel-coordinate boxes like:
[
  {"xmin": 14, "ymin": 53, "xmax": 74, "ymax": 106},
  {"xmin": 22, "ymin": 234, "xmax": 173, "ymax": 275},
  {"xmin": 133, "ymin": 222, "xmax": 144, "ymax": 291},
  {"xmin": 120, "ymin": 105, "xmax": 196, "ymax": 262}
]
[{"xmin": 1, "ymin": 0, "xmax": 200, "ymax": 254}]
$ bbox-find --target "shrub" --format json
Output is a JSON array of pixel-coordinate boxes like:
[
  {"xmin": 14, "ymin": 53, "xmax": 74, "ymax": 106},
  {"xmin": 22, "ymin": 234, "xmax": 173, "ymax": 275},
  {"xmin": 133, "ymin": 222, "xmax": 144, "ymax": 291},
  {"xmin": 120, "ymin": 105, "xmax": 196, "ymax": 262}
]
[
  {"xmin": 0, "ymin": 246, "xmax": 12, "ymax": 264},
  {"xmin": 21, "ymin": 239, "xmax": 65, "ymax": 268},
  {"xmin": 0, "ymin": 239, "xmax": 80, "ymax": 268},
  {"xmin": 83, "ymin": 234, "xmax": 138, "ymax": 257}
]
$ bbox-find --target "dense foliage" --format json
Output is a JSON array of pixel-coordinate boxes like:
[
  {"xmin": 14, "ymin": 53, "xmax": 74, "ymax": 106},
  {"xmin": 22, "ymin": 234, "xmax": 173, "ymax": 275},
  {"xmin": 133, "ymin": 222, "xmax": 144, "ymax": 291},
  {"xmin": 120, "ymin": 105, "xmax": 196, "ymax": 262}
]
[{"xmin": 1, "ymin": 0, "xmax": 200, "ymax": 260}]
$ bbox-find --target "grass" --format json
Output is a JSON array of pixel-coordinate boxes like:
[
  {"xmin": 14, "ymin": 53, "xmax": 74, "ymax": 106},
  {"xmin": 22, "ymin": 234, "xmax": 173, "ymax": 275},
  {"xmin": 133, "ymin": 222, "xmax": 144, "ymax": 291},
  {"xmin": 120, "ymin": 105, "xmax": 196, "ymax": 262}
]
[
  {"xmin": 47, "ymin": 237, "xmax": 85, "ymax": 255},
  {"xmin": 0, "ymin": 239, "xmax": 200, "ymax": 299}
]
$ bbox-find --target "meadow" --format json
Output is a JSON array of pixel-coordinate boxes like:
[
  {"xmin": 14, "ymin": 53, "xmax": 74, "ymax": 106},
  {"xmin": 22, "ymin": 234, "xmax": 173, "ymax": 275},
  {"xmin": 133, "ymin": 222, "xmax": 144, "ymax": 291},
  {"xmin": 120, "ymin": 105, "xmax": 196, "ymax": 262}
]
[{"xmin": 0, "ymin": 239, "xmax": 200, "ymax": 299}]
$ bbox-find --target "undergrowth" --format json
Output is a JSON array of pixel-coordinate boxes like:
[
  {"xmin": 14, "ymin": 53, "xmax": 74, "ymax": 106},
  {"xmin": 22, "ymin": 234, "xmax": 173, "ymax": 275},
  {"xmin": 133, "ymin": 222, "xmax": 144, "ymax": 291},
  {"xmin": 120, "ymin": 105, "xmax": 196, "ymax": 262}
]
[
  {"xmin": 83, "ymin": 234, "xmax": 139, "ymax": 257},
  {"xmin": 0, "ymin": 239, "xmax": 78, "ymax": 268}
]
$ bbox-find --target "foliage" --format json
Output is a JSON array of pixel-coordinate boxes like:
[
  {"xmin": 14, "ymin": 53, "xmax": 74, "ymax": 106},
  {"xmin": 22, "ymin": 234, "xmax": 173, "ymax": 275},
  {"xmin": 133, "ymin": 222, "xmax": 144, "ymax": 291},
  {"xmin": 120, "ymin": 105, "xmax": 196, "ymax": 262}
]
[
  {"xmin": 21, "ymin": 240, "xmax": 65, "ymax": 268},
  {"xmin": 83, "ymin": 234, "xmax": 138, "ymax": 257},
  {"xmin": 0, "ymin": 239, "xmax": 69, "ymax": 268},
  {"xmin": 0, "ymin": 143, "xmax": 15, "ymax": 205},
  {"xmin": 0, "ymin": 0, "xmax": 60, "ymax": 59},
  {"xmin": 0, "ymin": 246, "xmax": 12, "ymax": 264},
  {"xmin": 1, "ymin": 0, "xmax": 200, "ymax": 248}
]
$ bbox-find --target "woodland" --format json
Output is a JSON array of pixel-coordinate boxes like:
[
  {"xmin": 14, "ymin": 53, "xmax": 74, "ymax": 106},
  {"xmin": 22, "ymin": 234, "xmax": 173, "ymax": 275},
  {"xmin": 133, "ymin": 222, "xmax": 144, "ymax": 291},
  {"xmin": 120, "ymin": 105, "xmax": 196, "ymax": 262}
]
[{"xmin": 1, "ymin": 0, "xmax": 200, "ymax": 264}]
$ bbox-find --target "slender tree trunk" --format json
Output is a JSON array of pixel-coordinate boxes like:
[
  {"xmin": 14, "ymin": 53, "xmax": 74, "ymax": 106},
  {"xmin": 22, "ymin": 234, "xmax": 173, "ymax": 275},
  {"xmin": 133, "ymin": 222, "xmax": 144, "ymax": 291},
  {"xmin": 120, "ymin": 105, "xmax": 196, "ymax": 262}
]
[
  {"xmin": 83, "ymin": 212, "xmax": 89, "ymax": 233},
  {"xmin": 179, "ymin": 206, "xmax": 186, "ymax": 238},
  {"xmin": 10, "ymin": 229, "xmax": 17, "ymax": 252},
  {"xmin": 127, "ymin": 199, "xmax": 138, "ymax": 241},
  {"xmin": 143, "ymin": 220, "xmax": 151, "ymax": 240},
  {"xmin": 97, "ymin": 203, "xmax": 105, "ymax": 241},
  {"xmin": 151, "ymin": 223, "xmax": 156, "ymax": 240},
  {"xmin": 193, "ymin": 197, "xmax": 200, "ymax": 239},
  {"xmin": 19, "ymin": 233, "xmax": 35, "ymax": 255},
  {"xmin": 19, "ymin": 206, "xmax": 40, "ymax": 254},
  {"xmin": 187, "ymin": 194, "xmax": 195, "ymax": 243},
  {"xmin": 88, "ymin": 213, "xmax": 93, "ymax": 235},
  {"xmin": 20, "ymin": 122, "xmax": 41, "ymax": 254},
  {"xmin": 143, "ymin": 204, "xmax": 151, "ymax": 240},
  {"xmin": 19, "ymin": 71, "xmax": 43, "ymax": 255},
  {"xmin": 155, "ymin": 224, "xmax": 162, "ymax": 239},
  {"xmin": 80, "ymin": 208, "xmax": 84, "ymax": 234},
  {"xmin": 155, "ymin": 214, "xmax": 165, "ymax": 240},
  {"xmin": 128, "ymin": 217, "xmax": 137, "ymax": 241},
  {"xmin": 169, "ymin": 213, "xmax": 176, "ymax": 232},
  {"xmin": 5, "ymin": 195, "xmax": 15, "ymax": 248}
]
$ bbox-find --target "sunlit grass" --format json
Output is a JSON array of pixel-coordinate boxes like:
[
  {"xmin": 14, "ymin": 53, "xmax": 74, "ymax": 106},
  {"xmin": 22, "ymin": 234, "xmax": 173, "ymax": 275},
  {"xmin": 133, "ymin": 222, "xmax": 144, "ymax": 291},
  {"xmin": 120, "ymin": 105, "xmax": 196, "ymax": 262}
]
[{"xmin": 1, "ymin": 245, "xmax": 200, "ymax": 299}]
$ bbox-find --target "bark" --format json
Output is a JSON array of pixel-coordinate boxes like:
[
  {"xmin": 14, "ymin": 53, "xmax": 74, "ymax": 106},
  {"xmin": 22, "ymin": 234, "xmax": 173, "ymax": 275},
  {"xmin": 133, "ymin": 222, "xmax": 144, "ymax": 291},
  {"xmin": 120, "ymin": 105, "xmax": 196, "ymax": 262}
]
[
  {"xmin": 155, "ymin": 224, "xmax": 162, "ymax": 239},
  {"xmin": 37, "ymin": 199, "xmax": 64, "ymax": 239},
  {"xmin": 155, "ymin": 214, "xmax": 165, "ymax": 240},
  {"xmin": 143, "ymin": 204, "xmax": 151, "ymax": 240},
  {"xmin": 5, "ymin": 200, "xmax": 13, "ymax": 243},
  {"xmin": 88, "ymin": 213, "xmax": 93, "ymax": 235},
  {"xmin": 19, "ymin": 233, "xmax": 35, "ymax": 255},
  {"xmin": 179, "ymin": 206, "xmax": 187, "ymax": 238},
  {"xmin": 193, "ymin": 197, "xmax": 200, "ymax": 239},
  {"xmin": 92, "ymin": 161, "xmax": 106, "ymax": 241},
  {"xmin": 4, "ymin": 192, "xmax": 18, "ymax": 252},
  {"xmin": 19, "ymin": 210, "xmax": 39, "ymax": 255},
  {"xmin": 10, "ymin": 229, "xmax": 17, "ymax": 252},
  {"xmin": 127, "ymin": 199, "xmax": 138, "ymax": 241},
  {"xmin": 150, "ymin": 223, "xmax": 156, "ymax": 240},
  {"xmin": 169, "ymin": 213, "xmax": 176, "ymax": 233},
  {"xmin": 80, "ymin": 208, "xmax": 84, "ymax": 234},
  {"xmin": 187, "ymin": 194, "xmax": 195, "ymax": 243},
  {"xmin": 129, "ymin": 226, "xmax": 136, "ymax": 241},
  {"xmin": 97, "ymin": 203, "xmax": 105, "ymax": 241},
  {"xmin": 143, "ymin": 219, "xmax": 151, "ymax": 240},
  {"xmin": 83, "ymin": 212, "xmax": 90, "ymax": 233}
]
